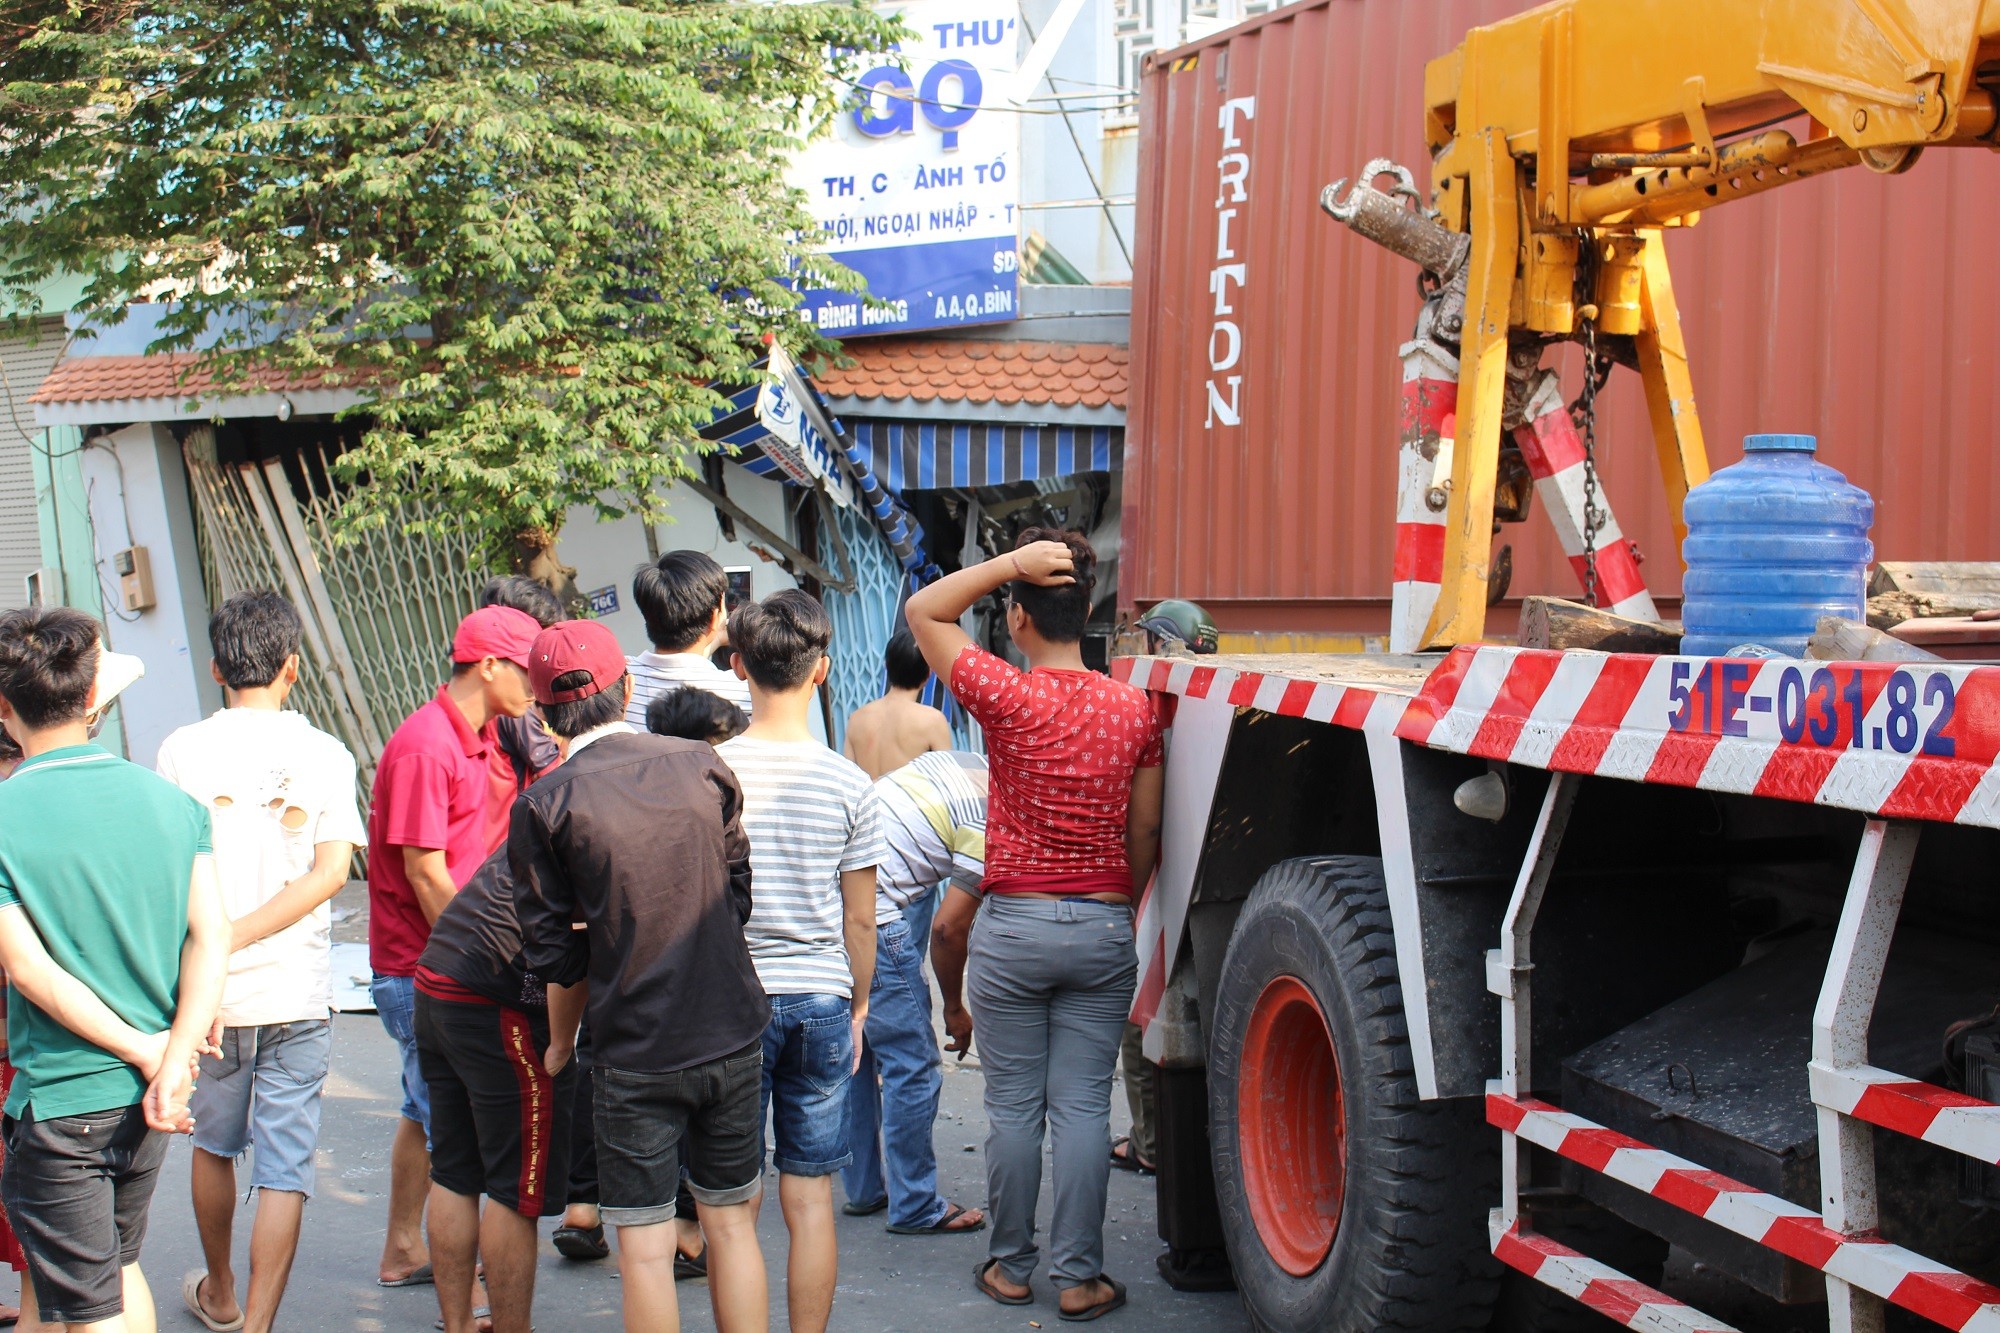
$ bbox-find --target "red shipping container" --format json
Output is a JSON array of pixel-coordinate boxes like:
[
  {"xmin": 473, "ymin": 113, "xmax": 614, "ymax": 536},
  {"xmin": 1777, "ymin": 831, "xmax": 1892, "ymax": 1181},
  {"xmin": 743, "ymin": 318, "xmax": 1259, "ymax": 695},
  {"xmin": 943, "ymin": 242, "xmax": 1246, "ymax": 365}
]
[{"xmin": 1121, "ymin": 0, "xmax": 2000, "ymax": 635}]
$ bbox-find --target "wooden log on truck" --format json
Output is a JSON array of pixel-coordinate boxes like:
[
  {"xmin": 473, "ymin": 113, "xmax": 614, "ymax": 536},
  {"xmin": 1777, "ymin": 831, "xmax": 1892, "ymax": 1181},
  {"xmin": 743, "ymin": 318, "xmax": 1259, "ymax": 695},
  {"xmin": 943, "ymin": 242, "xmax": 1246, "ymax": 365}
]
[
  {"xmin": 1517, "ymin": 596, "xmax": 1682, "ymax": 654},
  {"xmin": 1867, "ymin": 562, "xmax": 2000, "ymax": 627},
  {"xmin": 1806, "ymin": 616, "xmax": 1944, "ymax": 662}
]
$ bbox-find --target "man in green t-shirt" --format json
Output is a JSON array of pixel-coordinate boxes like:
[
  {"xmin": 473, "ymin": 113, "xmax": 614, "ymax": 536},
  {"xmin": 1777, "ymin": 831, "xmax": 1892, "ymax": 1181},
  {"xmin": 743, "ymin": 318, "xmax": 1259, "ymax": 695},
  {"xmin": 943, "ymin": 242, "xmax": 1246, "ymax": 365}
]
[{"xmin": 0, "ymin": 607, "xmax": 230, "ymax": 1330}]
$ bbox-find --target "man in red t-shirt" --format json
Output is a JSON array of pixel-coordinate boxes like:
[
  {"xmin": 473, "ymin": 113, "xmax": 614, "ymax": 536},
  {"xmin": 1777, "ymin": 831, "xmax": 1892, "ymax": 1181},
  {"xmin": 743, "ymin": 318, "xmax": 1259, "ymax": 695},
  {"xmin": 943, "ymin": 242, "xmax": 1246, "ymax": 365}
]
[
  {"xmin": 366, "ymin": 604, "xmax": 538, "ymax": 1294},
  {"xmin": 906, "ymin": 529, "xmax": 1162, "ymax": 1324}
]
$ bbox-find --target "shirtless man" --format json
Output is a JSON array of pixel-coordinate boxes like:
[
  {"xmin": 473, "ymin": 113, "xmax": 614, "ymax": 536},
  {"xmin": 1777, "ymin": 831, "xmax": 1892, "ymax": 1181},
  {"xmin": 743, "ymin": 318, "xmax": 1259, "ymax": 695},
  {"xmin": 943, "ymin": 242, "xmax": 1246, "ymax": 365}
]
[{"xmin": 842, "ymin": 630, "xmax": 950, "ymax": 780}]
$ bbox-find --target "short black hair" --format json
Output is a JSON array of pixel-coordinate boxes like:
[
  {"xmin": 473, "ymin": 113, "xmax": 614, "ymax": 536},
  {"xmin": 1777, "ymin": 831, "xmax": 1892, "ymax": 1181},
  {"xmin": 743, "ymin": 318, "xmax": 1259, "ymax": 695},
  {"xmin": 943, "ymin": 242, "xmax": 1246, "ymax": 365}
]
[
  {"xmin": 0, "ymin": 606, "xmax": 101, "ymax": 730},
  {"xmin": 208, "ymin": 590, "xmax": 303, "ymax": 691},
  {"xmin": 541, "ymin": 669, "xmax": 630, "ymax": 739},
  {"xmin": 634, "ymin": 551, "xmax": 728, "ymax": 652},
  {"xmin": 1009, "ymin": 528, "xmax": 1097, "ymax": 644},
  {"xmin": 481, "ymin": 575, "xmax": 564, "ymax": 629},
  {"xmin": 646, "ymin": 688, "xmax": 747, "ymax": 745},
  {"xmin": 884, "ymin": 629, "xmax": 929, "ymax": 691},
  {"xmin": 729, "ymin": 590, "xmax": 831, "ymax": 691}
]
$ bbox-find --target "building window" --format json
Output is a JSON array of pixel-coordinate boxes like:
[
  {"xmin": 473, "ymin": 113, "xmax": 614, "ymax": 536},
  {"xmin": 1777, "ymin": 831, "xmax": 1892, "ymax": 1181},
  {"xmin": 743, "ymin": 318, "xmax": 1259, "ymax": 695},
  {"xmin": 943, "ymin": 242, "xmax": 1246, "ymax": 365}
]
[{"xmin": 1109, "ymin": 0, "xmax": 1296, "ymax": 123}]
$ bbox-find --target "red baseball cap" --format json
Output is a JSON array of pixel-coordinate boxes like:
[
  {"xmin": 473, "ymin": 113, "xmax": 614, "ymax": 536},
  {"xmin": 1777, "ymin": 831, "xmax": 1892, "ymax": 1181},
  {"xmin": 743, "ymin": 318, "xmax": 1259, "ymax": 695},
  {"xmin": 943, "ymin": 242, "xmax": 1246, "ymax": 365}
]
[
  {"xmin": 529, "ymin": 620, "xmax": 628, "ymax": 705},
  {"xmin": 451, "ymin": 606, "xmax": 539, "ymax": 669}
]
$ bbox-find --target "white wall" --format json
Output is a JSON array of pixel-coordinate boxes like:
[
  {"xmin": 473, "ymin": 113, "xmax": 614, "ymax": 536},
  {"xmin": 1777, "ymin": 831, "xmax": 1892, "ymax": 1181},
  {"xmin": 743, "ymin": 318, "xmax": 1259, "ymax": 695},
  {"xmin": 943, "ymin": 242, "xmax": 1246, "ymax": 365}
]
[
  {"xmin": 78, "ymin": 423, "xmax": 221, "ymax": 766},
  {"xmin": 559, "ymin": 468, "xmax": 815, "ymax": 657},
  {"xmin": 1019, "ymin": 0, "xmax": 1136, "ymax": 284}
]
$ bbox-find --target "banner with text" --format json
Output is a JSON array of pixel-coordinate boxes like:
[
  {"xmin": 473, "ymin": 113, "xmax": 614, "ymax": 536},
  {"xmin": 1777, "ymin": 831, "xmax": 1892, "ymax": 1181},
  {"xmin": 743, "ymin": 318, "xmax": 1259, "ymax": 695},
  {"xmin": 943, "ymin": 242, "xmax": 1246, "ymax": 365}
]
[{"xmin": 797, "ymin": 0, "xmax": 1021, "ymax": 337}]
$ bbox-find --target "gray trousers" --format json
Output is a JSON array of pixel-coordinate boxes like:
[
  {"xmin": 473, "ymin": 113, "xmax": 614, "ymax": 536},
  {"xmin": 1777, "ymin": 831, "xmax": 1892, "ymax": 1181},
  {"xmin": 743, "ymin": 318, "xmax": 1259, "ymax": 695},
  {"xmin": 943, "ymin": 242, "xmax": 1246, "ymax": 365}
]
[{"xmin": 967, "ymin": 895, "xmax": 1137, "ymax": 1288}]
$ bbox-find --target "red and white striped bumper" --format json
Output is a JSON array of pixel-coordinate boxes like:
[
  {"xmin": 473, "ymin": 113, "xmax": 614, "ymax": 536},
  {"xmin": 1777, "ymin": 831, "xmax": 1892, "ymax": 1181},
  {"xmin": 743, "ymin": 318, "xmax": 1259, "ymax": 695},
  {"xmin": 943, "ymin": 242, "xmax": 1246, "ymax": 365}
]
[
  {"xmin": 1490, "ymin": 1216, "xmax": 1741, "ymax": 1333},
  {"xmin": 1490, "ymin": 1092, "xmax": 2000, "ymax": 1330}
]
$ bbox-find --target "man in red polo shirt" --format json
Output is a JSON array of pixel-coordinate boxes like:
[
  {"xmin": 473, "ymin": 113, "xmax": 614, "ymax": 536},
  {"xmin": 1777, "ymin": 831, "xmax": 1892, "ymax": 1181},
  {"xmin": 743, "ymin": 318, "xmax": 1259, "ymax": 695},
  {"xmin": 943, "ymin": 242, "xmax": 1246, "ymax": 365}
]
[{"xmin": 367, "ymin": 605, "xmax": 539, "ymax": 1295}]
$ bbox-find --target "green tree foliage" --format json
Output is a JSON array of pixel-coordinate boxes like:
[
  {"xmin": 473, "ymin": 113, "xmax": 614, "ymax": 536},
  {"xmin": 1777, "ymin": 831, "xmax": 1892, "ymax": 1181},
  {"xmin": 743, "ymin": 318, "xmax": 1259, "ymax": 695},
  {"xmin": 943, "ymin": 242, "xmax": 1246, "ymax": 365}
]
[{"xmin": 0, "ymin": 0, "xmax": 899, "ymax": 583}]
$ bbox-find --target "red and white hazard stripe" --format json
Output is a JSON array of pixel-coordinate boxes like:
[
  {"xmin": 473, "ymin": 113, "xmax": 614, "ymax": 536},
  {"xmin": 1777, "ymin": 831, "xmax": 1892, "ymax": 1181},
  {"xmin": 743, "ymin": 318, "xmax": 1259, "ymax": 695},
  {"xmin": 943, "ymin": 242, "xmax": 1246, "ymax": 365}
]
[
  {"xmin": 1490, "ymin": 1216, "xmax": 1741, "ymax": 1333},
  {"xmin": 1400, "ymin": 647, "xmax": 2000, "ymax": 830},
  {"xmin": 1390, "ymin": 342, "xmax": 1458, "ymax": 654},
  {"xmin": 1490, "ymin": 1092, "xmax": 2000, "ymax": 1329},
  {"xmin": 1511, "ymin": 372, "xmax": 1656, "ymax": 621},
  {"xmin": 1110, "ymin": 656, "xmax": 1391, "ymax": 733},
  {"xmin": 1812, "ymin": 1063, "xmax": 2000, "ymax": 1166}
]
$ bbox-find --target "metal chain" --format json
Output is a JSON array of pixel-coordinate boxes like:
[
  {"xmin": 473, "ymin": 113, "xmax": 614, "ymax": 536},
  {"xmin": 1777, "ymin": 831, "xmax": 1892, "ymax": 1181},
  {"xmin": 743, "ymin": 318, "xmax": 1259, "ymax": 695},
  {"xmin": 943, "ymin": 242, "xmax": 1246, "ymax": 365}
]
[{"xmin": 1574, "ymin": 319, "xmax": 1604, "ymax": 608}]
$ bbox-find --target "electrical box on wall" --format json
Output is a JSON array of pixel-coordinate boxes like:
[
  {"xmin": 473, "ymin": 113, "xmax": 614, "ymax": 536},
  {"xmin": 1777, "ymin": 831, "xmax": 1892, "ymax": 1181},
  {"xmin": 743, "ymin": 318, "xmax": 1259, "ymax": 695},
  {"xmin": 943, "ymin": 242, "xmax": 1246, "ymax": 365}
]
[
  {"xmin": 24, "ymin": 567, "xmax": 62, "ymax": 608},
  {"xmin": 112, "ymin": 546, "xmax": 156, "ymax": 613}
]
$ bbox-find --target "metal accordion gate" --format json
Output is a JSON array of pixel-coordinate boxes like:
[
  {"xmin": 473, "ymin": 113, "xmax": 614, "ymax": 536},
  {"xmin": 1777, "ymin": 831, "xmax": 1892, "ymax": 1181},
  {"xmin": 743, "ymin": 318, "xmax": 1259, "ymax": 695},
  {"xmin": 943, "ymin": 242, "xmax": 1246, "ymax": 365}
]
[{"xmin": 181, "ymin": 425, "xmax": 489, "ymax": 795}]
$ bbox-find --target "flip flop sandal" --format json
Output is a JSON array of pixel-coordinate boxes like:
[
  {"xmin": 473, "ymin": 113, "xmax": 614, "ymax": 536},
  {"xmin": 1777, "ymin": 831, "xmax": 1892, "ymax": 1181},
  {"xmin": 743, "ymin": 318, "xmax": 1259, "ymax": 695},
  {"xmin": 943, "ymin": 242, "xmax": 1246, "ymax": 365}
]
[
  {"xmin": 1108, "ymin": 1136, "xmax": 1156, "ymax": 1176},
  {"xmin": 377, "ymin": 1262, "xmax": 435, "ymax": 1288},
  {"xmin": 182, "ymin": 1271, "xmax": 245, "ymax": 1332},
  {"xmin": 434, "ymin": 1307, "xmax": 493, "ymax": 1332},
  {"xmin": 887, "ymin": 1202, "xmax": 988, "ymax": 1236},
  {"xmin": 552, "ymin": 1223, "xmax": 609, "ymax": 1261},
  {"xmin": 974, "ymin": 1260, "xmax": 1035, "ymax": 1307},
  {"xmin": 674, "ymin": 1247, "xmax": 708, "ymax": 1281},
  {"xmin": 1060, "ymin": 1275, "xmax": 1128, "ymax": 1323},
  {"xmin": 841, "ymin": 1197, "xmax": 888, "ymax": 1216}
]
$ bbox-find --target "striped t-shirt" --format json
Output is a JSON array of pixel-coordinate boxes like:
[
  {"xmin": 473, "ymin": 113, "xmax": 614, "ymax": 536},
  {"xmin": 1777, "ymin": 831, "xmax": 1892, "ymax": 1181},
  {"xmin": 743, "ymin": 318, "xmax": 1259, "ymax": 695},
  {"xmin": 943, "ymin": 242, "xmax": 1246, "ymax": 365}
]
[
  {"xmin": 717, "ymin": 736, "xmax": 886, "ymax": 998},
  {"xmin": 624, "ymin": 651, "xmax": 755, "ymax": 729},
  {"xmin": 873, "ymin": 751, "xmax": 987, "ymax": 923}
]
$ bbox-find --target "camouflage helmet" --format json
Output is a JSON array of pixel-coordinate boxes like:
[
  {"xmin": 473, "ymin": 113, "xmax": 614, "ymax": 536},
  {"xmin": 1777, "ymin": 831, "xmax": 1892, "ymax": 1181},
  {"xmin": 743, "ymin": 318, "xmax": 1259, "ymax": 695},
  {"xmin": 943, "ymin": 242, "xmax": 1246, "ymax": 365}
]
[{"xmin": 1138, "ymin": 599, "xmax": 1219, "ymax": 654}]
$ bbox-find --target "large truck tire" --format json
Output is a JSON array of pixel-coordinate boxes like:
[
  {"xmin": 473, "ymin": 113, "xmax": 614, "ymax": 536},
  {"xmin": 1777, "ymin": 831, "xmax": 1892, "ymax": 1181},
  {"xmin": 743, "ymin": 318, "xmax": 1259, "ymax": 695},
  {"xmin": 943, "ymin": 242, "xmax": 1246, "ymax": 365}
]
[{"xmin": 1210, "ymin": 856, "xmax": 1499, "ymax": 1332}]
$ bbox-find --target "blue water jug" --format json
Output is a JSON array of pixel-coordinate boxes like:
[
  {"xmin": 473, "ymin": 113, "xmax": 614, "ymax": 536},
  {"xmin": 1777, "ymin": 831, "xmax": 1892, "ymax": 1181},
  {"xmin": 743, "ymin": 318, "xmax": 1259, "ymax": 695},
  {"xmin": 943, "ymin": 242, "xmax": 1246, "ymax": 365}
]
[{"xmin": 1679, "ymin": 433, "xmax": 1874, "ymax": 658}]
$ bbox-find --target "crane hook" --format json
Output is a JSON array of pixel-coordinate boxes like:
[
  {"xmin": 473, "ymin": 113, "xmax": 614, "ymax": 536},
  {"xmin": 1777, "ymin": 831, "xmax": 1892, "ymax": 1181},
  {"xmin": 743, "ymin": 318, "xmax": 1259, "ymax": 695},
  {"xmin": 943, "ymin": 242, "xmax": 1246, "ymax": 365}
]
[{"xmin": 1322, "ymin": 158, "xmax": 1424, "ymax": 221}]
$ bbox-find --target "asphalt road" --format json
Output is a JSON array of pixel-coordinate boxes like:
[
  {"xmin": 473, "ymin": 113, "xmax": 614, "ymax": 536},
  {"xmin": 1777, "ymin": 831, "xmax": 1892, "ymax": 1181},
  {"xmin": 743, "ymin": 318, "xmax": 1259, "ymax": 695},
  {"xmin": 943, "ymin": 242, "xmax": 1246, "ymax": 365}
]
[{"xmin": 79, "ymin": 889, "xmax": 1253, "ymax": 1332}]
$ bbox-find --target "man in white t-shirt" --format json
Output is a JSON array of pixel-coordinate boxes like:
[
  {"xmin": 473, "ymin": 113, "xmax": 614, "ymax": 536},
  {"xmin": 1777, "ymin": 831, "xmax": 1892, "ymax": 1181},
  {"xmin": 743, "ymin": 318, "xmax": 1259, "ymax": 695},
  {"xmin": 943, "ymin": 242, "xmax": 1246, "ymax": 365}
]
[
  {"xmin": 715, "ymin": 591, "xmax": 883, "ymax": 1333},
  {"xmin": 624, "ymin": 551, "xmax": 754, "ymax": 727},
  {"xmin": 156, "ymin": 591, "xmax": 364, "ymax": 1333}
]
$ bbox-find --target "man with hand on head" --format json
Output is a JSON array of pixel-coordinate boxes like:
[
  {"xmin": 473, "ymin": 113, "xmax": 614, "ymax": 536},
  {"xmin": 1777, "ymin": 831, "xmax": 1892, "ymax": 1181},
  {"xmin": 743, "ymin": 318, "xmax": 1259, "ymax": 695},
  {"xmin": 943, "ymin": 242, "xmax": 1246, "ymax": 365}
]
[
  {"xmin": 366, "ymin": 605, "xmax": 539, "ymax": 1300},
  {"xmin": 0, "ymin": 607, "xmax": 231, "ymax": 1331},
  {"xmin": 155, "ymin": 591, "xmax": 364, "ymax": 1333},
  {"xmin": 513, "ymin": 619, "xmax": 772, "ymax": 1333},
  {"xmin": 907, "ymin": 530, "xmax": 1164, "ymax": 1324}
]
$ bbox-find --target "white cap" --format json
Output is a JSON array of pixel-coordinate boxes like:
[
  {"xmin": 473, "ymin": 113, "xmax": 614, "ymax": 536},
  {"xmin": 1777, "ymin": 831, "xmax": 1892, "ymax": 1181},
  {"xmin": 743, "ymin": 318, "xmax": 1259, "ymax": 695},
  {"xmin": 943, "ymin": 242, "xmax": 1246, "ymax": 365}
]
[{"xmin": 90, "ymin": 649, "xmax": 145, "ymax": 715}]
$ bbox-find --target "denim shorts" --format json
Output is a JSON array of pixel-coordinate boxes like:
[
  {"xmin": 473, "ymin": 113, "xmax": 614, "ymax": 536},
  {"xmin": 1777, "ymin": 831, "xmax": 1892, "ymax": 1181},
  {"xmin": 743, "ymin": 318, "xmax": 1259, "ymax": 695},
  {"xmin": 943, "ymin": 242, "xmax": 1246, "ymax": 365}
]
[
  {"xmin": 593, "ymin": 1040, "xmax": 764, "ymax": 1228},
  {"xmin": 2, "ymin": 1104, "xmax": 168, "ymax": 1325},
  {"xmin": 191, "ymin": 1020, "xmax": 332, "ymax": 1197},
  {"xmin": 372, "ymin": 975, "xmax": 431, "ymax": 1134},
  {"xmin": 760, "ymin": 993, "xmax": 855, "ymax": 1178}
]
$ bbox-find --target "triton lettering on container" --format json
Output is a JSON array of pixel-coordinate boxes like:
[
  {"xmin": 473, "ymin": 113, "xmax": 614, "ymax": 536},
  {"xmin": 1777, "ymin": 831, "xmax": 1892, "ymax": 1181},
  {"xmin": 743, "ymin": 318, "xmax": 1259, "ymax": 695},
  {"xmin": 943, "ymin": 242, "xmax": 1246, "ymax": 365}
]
[
  {"xmin": 1113, "ymin": 3, "xmax": 2000, "ymax": 1332},
  {"xmin": 1679, "ymin": 433, "xmax": 1875, "ymax": 658},
  {"xmin": 1120, "ymin": 0, "xmax": 2000, "ymax": 638}
]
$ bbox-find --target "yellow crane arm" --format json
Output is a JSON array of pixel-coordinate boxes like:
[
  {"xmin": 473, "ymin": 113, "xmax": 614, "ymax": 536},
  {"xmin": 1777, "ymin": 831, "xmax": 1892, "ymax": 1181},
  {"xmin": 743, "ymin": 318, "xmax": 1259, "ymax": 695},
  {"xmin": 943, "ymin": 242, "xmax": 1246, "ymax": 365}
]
[{"xmin": 1332, "ymin": 0, "xmax": 2000, "ymax": 649}]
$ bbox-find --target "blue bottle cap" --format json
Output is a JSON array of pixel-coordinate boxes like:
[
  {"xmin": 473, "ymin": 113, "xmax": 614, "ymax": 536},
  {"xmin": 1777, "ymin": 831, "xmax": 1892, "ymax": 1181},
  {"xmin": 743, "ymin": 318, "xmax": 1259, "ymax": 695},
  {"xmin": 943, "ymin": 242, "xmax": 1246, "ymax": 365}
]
[{"xmin": 1743, "ymin": 433, "xmax": 1818, "ymax": 452}]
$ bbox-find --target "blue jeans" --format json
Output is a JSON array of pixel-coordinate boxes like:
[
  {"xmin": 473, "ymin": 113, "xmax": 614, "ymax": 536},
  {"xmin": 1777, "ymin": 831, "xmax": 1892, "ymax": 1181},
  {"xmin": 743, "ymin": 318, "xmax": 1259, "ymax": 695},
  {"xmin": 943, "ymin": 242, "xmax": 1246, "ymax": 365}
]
[
  {"xmin": 840, "ymin": 917, "xmax": 947, "ymax": 1229},
  {"xmin": 371, "ymin": 975, "xmax": 431, "ymax": 1136},
  {"xmin": 191, "ymin": 1020, "xmax": 332, "ymax": 1196},
  {"xmin": 760, "ymin": 993, "xmax": 854, "ymax": 1177},
  {"xmin": 901, "ymin": 882, "xmax": 941, "ymax": 964}
]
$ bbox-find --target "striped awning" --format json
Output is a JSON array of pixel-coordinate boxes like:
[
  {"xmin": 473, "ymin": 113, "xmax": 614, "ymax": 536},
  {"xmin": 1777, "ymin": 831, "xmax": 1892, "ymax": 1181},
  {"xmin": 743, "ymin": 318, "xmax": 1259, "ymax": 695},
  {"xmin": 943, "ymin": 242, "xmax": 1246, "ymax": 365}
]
[
  {"xmin": 849, "ymin": 420, "xmax": 1121, "ymax": 493},
  {"xmin": 698, "ymin": 371, "xmax": 935, "ymax": 578}
]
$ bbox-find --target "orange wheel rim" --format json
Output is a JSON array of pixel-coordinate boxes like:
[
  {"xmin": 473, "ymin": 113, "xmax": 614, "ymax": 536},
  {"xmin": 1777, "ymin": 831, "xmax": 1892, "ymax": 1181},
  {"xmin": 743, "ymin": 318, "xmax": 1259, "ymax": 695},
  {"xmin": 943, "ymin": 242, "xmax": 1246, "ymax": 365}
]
[{"xmin": 1237, "ymin": 974, "xmax": 1346, "ymax": 1276}]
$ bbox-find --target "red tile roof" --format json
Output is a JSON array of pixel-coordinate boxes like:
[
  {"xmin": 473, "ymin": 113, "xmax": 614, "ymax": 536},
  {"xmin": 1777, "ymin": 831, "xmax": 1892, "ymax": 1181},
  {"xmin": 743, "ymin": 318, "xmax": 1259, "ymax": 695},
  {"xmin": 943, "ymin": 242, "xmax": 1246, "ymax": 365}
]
[
  {"xmin": 812, "ymin": 339, "xmax": 1127, "ymax": 410},
  {"xmin": 30, "ymin": 352, "xmax": 362, "ymax": 405}
]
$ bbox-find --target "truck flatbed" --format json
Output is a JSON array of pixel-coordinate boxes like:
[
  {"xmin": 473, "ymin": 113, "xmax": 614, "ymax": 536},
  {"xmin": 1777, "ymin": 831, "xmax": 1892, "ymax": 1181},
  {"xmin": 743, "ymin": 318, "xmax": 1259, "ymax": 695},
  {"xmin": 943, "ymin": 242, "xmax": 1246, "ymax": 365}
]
[{"xmin": 1118, "ymin": 646, "xmax": 2000, "ymax": 831}]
